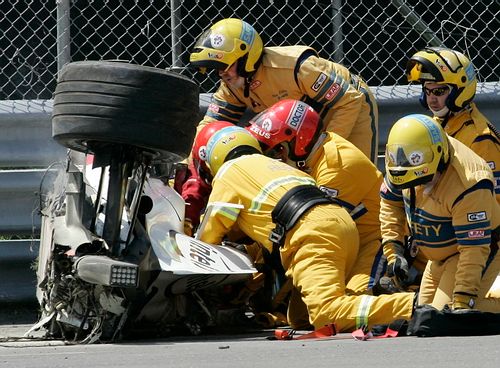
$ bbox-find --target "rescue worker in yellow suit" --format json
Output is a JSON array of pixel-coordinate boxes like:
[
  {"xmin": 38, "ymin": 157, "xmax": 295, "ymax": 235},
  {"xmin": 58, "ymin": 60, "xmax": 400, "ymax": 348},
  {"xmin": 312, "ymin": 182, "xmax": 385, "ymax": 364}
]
[
  {"xmin": 406, "ymin": 47, "xmax": 499, "ymax": 201},
  {"xmin": 199, "ymin": 125, "xmax": 414, "ymax": 332},
  {"xmin": 380, "ymin": 114, "xmax": 500, "ymax": 311},
  {"xmin": 189, "ymin": 18, "xmax": 379, "ymax": 164},
  {"xmin": 403, "ymin": 47, "xmax": 500, "ymax": 292},
  {"xmin": 245, "ymin": 99, "xmax": 385, "ymax": 295},
  {"xmin": 245, "ymin": 99, "xmax": 386, "ymax": 328}
]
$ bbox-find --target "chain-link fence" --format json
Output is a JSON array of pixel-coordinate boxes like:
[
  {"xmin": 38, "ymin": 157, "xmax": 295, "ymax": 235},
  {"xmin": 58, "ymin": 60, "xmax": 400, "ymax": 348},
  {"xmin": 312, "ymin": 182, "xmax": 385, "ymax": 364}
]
[{"xmin": 1, "ymin": 0, "xmax": 499, "ymax": 100}]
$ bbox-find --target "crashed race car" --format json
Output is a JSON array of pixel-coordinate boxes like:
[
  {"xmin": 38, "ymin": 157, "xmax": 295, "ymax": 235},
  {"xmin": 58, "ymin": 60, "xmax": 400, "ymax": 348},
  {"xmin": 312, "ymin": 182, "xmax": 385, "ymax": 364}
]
[{"xmin": 30, "ymin": 61, "xmax": 258, "ymax": 343}]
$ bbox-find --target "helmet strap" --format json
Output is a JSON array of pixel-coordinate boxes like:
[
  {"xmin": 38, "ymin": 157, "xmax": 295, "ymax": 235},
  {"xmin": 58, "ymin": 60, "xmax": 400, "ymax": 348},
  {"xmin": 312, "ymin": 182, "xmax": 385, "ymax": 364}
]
[
  {"xmin": 236, "ymin": 55, "xmax": 249, "ymax": 78},
  {"xmin": 437, "ymin": 153, "xmax": 449, "ymax": 173},
  {"xmin": 298, "ymin": 122, "xmax": 324, "ymax": 161},
  {"xmin": 199, "ymin": 167, "xmax": 213, "ymax": 185},
  {"xmin": 419, "ymin": 89, "xmax": 428, "ymax": 110},
  {"xmin": 235, "ymin": 59, "xmax": 252, "ymax": 98},
  {"xmin": 305, "ymin": 133, "xmax": 327, "ymax": 163},
  {"xmin": 439, "ymin": 114, "xmax": 450, "ymax": 129},
  {"xmin": 296, "ymin": 160, "xmax": 306, "ymax": 169},
  {"xmin": 237, "ymin": 53, "xmax": 263, "ymax": 98},
  {"xmin": 244, "ymin": 78, "xmax": 250, "ymax": 98},
  {"xmin": 430, "ymin": 105, "xmax": 450, "ymax": 119}
]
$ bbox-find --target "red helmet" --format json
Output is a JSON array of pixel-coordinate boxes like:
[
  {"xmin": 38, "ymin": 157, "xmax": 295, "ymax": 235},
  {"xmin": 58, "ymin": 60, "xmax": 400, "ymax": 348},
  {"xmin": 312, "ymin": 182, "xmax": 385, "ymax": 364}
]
[
  {"xmin": 246, "ymin": 99, "xmax": 322, "ymax": 161},
  {"xmin": 193, "ymin": 121, "xmax": 233, "ymax": 161},
  {"xmin": 192, "ymin": 121, "xmax": 233, "ymax": 175}
]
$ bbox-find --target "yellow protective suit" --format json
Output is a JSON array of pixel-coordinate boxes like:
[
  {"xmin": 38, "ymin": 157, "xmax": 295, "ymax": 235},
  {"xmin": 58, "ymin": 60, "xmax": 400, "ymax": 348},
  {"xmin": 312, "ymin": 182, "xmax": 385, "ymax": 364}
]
[
  {"xmin": 199, "ymin": 46, "xmax": 379, "ymax": 164},
  {"xmin": 200, "ymin": 153, "xmax": 414, "ymax": 331},
  {"xmin": 380, "ymin": 137, "xmax": 500, "ymax": 311},
  {"xmin": 435, "ymin": 103, "xmax": 500, "ymax": 202},
  {"xmin": 305, "ymin": 132, "xmax": 385, "ymax": 294}
]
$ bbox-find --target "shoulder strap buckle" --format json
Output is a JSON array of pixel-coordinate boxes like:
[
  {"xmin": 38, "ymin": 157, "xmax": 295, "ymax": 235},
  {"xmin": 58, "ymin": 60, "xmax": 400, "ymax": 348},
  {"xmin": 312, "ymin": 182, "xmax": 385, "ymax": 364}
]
[{"xmin": 269, "ymin": 224, "xmax": 285, "ymax": 246}]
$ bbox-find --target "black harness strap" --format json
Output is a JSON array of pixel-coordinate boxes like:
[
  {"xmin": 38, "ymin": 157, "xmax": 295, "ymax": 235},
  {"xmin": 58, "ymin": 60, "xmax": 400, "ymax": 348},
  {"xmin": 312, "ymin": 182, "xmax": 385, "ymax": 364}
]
[{"xmin": 269, "ymin": 185, "xmax": 334, "ymax": 247}]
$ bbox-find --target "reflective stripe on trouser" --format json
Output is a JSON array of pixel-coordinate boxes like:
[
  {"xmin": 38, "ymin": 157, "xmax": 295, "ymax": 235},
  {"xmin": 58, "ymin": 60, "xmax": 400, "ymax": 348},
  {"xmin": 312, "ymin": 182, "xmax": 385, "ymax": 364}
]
[
  {"xmin": 287, "ymin": 242, "xmax": 387, "ymax": 329},
  {"xmin": 419, "ymin": 251, "xmax": 500, "ymax": 312},
  {"xmin": 282, "ymin": 205, "xmax": 413, "ymax": 332}
]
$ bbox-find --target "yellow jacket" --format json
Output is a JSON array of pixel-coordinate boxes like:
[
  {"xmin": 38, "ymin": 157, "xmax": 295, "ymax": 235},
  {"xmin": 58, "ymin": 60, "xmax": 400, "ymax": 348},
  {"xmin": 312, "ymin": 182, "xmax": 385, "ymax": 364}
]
[
  {"xmin": 199, "ymin": 153, "xmax": 316, "ymax": 254},
  {"xmin": 200, "ymin": 46, "xmax": 378, "ymax": 162},
  {"xmin": 435, "ymin": 103, "xmax": 500, "ymax": 202},
  {"xmin": 199, "ymin": 153, "xmax": 416, "ymax": 332},
  {"xmin": 305, "ymin": 132, "xmax": 382, "ymax": 244},
  {"xmin": 380, "ymin": 137, "xmax": 499, "ymax": 297}
]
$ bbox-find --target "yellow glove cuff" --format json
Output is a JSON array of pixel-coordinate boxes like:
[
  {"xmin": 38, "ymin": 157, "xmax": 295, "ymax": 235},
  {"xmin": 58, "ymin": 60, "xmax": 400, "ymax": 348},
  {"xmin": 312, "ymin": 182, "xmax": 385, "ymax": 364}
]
[{"xmin": 452, "ymin": 293, "xmax": 476, "ymax": 310}]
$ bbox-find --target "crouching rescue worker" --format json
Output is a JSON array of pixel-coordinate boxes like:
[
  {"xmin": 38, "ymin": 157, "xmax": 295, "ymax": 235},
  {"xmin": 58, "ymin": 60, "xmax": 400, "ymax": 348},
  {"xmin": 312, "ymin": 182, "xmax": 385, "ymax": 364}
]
[
  {"xmin": 405, "ymin": 47, "xmax": 500, "ymax": 202},
  {"xmin": 198, "ymin": 125, "xmax": 415, "ymax": 332},
  {"xmin": 246, "ymin": 99, "xmax": 385, "ymax": 298},
  {"xmin": 180, "ymin": 120, "xmax": 233, "ymax": 235},
  {"xmin": 393, "ymin": 48, "xmax": 500, "ymax": 292},
  {"xmin": 189, "ymin": 18, "xmax": 379, "ymax": 164},
  {"xmin": 380, "ymin": 114, "xmax": 500, "ymax": 312}
]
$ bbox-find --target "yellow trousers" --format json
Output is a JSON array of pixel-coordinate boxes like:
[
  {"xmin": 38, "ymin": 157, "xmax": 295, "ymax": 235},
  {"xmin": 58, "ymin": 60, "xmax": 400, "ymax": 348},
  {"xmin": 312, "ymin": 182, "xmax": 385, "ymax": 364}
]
[
  {"xmin": 281, "ymin": 204, "xmax": 414, "ymax": 332},
  {"xmin": 418, "ymin": 250, "xmax": 500, "ymax": 312},
  {"xmin": 346, "ymin": 238, "xmax": 385, "ymax": 295}
]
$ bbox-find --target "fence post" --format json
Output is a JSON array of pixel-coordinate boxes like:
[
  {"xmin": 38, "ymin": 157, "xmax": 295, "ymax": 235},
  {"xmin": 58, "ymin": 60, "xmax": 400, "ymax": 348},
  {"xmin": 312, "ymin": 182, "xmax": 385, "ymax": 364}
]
[
  {"xmin": 331, "ymin": 0, "xmax": 344, "ymax": 62},
  {"xmin": 56, "ymin": 0, "xmax": 71, "ymax": 76},
  {"xmin": 170, "ymin": 0, "xmax": 183, "ymax": 70}
]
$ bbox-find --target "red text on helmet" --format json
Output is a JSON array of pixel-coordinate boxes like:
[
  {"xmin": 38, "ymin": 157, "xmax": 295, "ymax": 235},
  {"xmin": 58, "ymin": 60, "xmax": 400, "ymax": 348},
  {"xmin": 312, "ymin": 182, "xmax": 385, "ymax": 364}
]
[
  {"xmin": 435, "ymin": 58, "xmax": 449, "ymax": 72},
  {"xmin": 413, "ymin": 167, "xmax": 429, "ymax": 177},
  {"xmin": 207, "ymin": 52, "xmax": 224, "ymax": 59},
  {"xmin": 221, "ymin": 133, "xmax": 237, "ymax": 145}
]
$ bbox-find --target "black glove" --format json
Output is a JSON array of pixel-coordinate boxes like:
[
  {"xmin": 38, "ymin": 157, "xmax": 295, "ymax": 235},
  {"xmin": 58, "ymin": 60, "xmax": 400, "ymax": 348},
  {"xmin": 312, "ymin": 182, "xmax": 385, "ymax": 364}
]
[{"xmin": 387, "ymin": 254, "xmax": 409, "ymax": 287}]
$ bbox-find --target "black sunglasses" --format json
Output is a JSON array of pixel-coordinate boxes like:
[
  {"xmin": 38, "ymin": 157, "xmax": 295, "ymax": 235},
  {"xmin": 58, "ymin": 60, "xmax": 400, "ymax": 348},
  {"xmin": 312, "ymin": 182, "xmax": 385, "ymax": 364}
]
[{"xmin": 423, "ymin": 86, "xmax": 450, "ymax": 97}]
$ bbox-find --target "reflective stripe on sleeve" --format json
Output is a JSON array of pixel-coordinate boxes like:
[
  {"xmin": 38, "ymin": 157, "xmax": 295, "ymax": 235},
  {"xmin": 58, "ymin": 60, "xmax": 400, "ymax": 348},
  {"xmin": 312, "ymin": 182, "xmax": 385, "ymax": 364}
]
[
  {"xmin": 214, "ymin": 206, "xmax": 241, "ymax": 222},
  {"xmin": 249, "ymin": 176, "xmax": 316, "ymax": 213}
]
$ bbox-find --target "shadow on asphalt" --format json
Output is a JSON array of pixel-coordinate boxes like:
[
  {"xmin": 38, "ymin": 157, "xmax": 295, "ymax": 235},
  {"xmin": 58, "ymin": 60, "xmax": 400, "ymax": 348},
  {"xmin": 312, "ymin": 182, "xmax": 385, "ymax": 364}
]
[{"xmin": 0, "ymin": 301, "xmax": 39, "ymax": 325}]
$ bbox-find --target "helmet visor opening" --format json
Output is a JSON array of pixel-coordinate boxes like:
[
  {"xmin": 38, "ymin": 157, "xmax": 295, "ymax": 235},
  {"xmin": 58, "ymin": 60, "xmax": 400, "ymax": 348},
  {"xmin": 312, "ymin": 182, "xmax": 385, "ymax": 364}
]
[
  {"xmin": 406, "ymin": 58, "xmax": 444, "ymax": 83},
  {"xmin": 388, "ymin": 169, "xmax": 408, "ymax": 177},
  {"xmin": 386, "ymin": 144, "xmax": 434, "ymax": 168}
]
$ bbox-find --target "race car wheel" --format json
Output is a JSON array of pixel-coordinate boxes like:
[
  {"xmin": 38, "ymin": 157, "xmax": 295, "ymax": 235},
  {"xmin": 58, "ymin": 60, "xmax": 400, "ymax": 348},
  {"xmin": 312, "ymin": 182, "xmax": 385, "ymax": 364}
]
[{"xmin": 52, "ymin": 61, "xmax": 200, "ymax": 161}]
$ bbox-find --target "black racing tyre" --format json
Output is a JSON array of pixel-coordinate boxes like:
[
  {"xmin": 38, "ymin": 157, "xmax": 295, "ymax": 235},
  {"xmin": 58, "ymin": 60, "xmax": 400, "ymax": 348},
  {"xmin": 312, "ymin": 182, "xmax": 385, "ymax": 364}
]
[{"xmin": 52, "ymin": 61, "xmax": 200, "ymax": 161}]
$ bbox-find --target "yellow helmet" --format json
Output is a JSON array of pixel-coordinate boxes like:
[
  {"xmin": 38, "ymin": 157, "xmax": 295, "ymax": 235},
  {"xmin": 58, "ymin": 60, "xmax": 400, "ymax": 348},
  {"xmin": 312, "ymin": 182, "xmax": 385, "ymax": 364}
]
[
  {"xmin": 190, "ymin": 18, "xmax": 263, "ymax": 76},
  {"xmin": 385, "ymin": 114, "xmax": 449, "ymax": 189},
  {"xmin": 205, "ymin": 125, "xmax": 262, "ymax": 175},
  {"xmin": 405, "ymin": 47, "xmax": 476, "ymax": 111}
]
